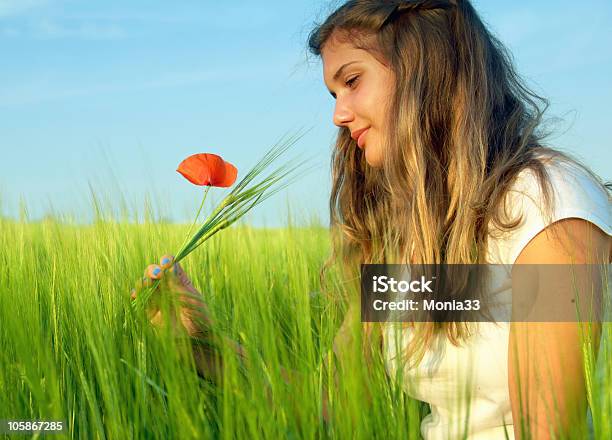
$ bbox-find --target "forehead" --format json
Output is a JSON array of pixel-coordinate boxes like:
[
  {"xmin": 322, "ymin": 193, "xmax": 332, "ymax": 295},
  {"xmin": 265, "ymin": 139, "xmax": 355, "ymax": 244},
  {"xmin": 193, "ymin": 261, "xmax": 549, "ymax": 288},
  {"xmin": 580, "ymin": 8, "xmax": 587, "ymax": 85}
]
[{"xmin": 321, "ymin": 36, "xmax": 374, "ymax": 82}]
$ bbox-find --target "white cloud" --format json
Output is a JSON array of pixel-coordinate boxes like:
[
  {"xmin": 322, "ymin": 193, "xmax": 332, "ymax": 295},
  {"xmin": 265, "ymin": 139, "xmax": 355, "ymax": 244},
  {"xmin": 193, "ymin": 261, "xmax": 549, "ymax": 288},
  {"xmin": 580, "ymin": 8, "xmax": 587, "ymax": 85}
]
[
  {"xmin": 0, "ymin": 19, "xmax": 128, "ymax": 40},
  {"xmin": 35, "ymin": 19, "xmax": 126, "ymax": 39},
  {"xmin": 0, "ymin": 68, "xmax": 275, "ymax": 106},
  {"xmin": 0, "ymin": 0, "xmax": 47, "ymax": 18},
  {"xmin": 1, "ymin": 26, "xmax": 18, "ymax": 35}
]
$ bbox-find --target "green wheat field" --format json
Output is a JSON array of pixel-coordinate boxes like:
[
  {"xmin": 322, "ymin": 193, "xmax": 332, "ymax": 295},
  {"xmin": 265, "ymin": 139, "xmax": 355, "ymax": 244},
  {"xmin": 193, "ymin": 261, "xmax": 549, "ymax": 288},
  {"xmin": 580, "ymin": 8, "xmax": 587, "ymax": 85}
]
[{"xmin": 0, "ymin": 212, "xmax": 610, "ymax": 439}]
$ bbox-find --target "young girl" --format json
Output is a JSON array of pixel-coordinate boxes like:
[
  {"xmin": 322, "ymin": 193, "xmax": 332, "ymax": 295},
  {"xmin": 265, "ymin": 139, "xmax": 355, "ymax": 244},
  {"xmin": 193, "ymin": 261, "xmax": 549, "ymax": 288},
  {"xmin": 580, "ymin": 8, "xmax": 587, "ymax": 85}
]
[{"xmin": 131, "ymin": 1, "xmax": 611, "ymax": 438}]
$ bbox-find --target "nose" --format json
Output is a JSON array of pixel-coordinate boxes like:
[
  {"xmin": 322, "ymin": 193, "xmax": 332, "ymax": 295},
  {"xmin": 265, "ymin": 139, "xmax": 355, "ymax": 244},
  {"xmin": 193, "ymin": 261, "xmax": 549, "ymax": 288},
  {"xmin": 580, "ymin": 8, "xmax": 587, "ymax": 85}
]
[{"xmin": 332, "ymin": 97, "xmax": 354, "ymax": 127}]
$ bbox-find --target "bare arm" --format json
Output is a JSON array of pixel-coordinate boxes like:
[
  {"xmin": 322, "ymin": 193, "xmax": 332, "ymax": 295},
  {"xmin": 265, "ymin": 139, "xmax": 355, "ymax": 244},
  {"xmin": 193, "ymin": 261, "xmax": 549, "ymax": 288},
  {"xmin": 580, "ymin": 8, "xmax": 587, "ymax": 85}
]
[
  {"xmin": 510, "ymin": 218, "xmax": 609, "ymax": 439},
  {"xmin": 190, "ymin": 325, "xmax": 247, "ymax": 384}
]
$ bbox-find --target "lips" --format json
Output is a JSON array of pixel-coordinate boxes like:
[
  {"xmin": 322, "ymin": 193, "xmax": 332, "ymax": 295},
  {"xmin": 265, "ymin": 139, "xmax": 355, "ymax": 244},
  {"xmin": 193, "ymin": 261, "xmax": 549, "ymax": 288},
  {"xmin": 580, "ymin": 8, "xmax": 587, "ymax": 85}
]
[{"xmin": 350, "ymin": 127, "xmax": 370, "ymax": 149}]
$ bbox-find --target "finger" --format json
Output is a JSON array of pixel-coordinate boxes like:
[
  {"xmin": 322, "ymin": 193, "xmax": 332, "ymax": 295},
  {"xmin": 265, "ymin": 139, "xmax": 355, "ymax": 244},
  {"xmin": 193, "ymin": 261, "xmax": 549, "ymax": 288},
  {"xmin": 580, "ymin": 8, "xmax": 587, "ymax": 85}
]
[
  {"xmin": 130, "ymin": 277, "xmax": 153, "ymax": 301},
  {"xmin": 145, "ymin": 264, "xmax": 163, "ymax": 280},
  {"xmin": 165, "ymin": 262, "xmax": 184, "ymax": 285},
  {"xmin": 159, "ymin": 255, "xmax": 175, "ymax": 270},
  {"xmin": 132, "ymin": 276, "xmax": 149, "ymax": 293},
  {"xmin": 131, "ymin": 277, "xmax": 152, "ymax": 298}
]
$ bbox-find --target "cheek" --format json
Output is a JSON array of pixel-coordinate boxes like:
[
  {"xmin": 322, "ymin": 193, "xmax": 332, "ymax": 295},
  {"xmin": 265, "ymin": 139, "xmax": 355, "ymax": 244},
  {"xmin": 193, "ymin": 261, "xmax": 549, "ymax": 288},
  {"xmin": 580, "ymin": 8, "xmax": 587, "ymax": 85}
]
[
  {"xmin": 364, "ymin": 90, "xmax": 389, "ymax": 125},
  {"xmin": 377, "ymin": 76, "xmax": 394, "ymax": 124},
  {"xmin": 353, "ymin": 86, "xmax": 378, "ymax": 118}
]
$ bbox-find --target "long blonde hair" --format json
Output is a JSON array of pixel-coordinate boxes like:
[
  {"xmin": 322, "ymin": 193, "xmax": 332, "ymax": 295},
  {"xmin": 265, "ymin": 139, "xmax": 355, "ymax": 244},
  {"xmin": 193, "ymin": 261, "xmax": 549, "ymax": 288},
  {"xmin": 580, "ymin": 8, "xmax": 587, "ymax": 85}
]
[{"xmin": 309, "ymin": 0, "xmax": 611, "ymax": 364}]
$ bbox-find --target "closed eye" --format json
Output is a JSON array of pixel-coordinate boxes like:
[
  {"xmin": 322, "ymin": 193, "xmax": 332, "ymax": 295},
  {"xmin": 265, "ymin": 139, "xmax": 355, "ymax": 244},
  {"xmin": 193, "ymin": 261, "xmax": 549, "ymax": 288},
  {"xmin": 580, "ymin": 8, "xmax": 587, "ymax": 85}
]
[
  {"xmin": 345, "ymin": 75, "xmax": 359, "ymax": 88},
  {"xmin": 328, "ymin": 75, "xmax": 359, "ymax": 99}
]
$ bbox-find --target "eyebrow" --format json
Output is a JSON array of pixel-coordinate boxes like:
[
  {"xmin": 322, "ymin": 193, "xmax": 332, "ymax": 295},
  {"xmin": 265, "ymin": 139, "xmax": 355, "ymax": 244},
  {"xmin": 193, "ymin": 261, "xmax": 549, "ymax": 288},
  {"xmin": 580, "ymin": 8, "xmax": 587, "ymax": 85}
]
[
  {"xmin": 327, "ymin": 61, "xmax": 359, "ymax": 98},
  {"xmin": 333, "ymin": 61, "xmax": 359, "ymax": 81}
]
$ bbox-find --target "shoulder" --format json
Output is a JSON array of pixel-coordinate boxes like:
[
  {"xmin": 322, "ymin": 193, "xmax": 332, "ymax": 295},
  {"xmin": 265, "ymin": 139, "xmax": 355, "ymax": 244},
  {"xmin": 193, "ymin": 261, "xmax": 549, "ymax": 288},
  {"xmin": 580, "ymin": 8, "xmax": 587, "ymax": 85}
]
[
  {"xmin": 510, "ymin": 153, "xmax": 609, "ymax": 218},
  {"xmin": 487, "ymin": 152, "xmax": 611, "ymax": 265}
]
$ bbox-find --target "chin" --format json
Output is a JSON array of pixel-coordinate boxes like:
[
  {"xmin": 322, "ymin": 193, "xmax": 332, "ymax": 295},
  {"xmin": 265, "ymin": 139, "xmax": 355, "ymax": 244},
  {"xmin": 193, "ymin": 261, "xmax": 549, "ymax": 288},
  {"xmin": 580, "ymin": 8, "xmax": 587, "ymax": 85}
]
[{"xmin": 364, "ymin": 148, "xmax": 383, "ymax": 168}]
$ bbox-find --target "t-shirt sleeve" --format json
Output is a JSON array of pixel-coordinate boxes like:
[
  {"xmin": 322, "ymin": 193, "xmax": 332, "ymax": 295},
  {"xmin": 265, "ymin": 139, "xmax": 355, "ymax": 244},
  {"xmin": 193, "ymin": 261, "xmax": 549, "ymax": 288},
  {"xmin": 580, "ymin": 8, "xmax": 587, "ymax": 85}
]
[{"xmin": 490, "ymin": 159, "xmax": 611, "ymax": 265}]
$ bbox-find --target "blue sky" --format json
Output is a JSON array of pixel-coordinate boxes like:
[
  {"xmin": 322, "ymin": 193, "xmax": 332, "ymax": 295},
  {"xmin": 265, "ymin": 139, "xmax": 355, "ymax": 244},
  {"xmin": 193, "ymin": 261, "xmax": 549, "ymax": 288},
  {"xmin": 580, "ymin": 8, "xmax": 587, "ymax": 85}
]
[{"xmin": 1, "ymin": 0, "xmax": 610, "ymax": 226}]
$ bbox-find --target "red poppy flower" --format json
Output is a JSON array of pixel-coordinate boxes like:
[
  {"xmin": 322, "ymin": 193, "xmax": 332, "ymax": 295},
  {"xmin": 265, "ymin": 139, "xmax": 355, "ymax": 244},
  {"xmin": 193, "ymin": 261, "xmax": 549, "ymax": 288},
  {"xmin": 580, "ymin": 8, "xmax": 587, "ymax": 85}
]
[{"xmin": 176, "ymin": 153, "xmax": 238, "ymax": 187}]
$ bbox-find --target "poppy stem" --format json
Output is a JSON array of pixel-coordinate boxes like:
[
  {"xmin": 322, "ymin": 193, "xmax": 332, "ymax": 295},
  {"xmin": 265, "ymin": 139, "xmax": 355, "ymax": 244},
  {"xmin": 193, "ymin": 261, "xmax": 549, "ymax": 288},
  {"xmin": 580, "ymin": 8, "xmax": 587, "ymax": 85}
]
[
  {"xmin": 175, "ymin": 186, "xmax": 210, "ymax": 261},
  {"xmin": 174, "ymin": 194, "xmax": 233, "ymax": 263}
]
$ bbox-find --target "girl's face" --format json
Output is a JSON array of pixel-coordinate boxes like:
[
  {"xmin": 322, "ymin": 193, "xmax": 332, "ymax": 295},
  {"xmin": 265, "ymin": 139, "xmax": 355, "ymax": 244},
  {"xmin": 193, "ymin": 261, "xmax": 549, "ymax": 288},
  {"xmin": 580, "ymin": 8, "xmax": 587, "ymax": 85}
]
[{"xmin": 321, "ymin": 35, "xmax": 395, "ymax": 168}]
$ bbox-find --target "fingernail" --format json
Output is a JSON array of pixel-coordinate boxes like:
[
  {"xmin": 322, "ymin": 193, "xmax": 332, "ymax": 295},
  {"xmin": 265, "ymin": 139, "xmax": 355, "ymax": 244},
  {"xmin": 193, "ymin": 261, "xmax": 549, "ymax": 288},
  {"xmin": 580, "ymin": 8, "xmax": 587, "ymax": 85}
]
[
  {"xmin": 161, "ymin": 257, "xmax": 170, "ymax": 265},
  {"xmin": 152, "ymin": 267, "xmax": 161, "ymax": 276}
]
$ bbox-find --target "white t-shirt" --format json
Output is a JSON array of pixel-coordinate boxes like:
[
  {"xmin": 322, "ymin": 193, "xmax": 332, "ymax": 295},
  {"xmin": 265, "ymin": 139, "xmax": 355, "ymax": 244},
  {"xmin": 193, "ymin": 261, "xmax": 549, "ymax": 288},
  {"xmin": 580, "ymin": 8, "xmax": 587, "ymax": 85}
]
[{"xmin": 383, "ymin": 153, "xmax": 611, "ymax": 440}]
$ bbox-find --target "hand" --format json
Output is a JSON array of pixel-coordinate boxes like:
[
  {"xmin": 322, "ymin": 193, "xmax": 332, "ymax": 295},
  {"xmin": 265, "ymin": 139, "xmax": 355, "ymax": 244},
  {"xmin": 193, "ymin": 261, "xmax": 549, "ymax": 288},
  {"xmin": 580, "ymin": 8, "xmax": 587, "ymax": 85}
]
[{"xmin": 130, "ymin": 255, "xmax": 212, "ymax": 338}]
